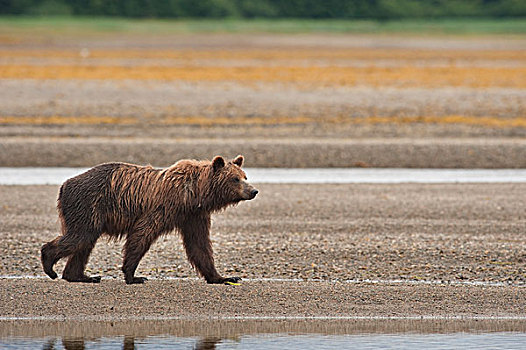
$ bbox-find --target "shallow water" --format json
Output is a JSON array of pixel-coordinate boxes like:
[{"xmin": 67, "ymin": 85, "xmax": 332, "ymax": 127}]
[
  {"xmin": 2, "ymin": 333, "xmax": 526, "ymax": 350},
  {"xmin": 1, "ymin": 167, "xmax": 526, "ymax": 185},
  {"xmin": 1, "ymin": 320, "xmax": 526, "ymax": 349}
]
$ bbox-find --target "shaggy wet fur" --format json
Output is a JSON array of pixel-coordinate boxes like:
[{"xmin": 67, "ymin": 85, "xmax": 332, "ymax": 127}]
[{"xmin": 41, "ymin": 155, "xmax": 258, "ymax": 284}]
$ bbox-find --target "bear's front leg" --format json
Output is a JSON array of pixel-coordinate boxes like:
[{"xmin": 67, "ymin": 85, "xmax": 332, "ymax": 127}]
[
  {"xmin": 180, "ymin": 214, "xmax": 241, "ymax": 285},
  {"xmin": 122, "ymin": 223, "xmax": 159, "ymax": 284}
]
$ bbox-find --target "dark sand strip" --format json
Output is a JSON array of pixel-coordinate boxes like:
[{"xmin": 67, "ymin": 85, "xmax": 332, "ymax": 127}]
[{"xmin": 1, "ymin": 137, "xmax": 526, "ymax": 168}]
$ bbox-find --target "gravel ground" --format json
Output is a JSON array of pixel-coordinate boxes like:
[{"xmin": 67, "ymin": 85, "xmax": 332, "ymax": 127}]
[
  {"xmin": 0, "ymin": 183, "xmax": 524, "ymax": 319},
  {"xmin": 1, "ymin": 279, "xmax": 524, "ymax": 320}
]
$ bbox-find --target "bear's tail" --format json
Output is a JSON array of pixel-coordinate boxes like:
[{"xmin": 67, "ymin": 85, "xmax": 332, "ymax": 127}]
[{"xmin": 57, "ymin": 184, "xmax": 67, "ymax": 235}]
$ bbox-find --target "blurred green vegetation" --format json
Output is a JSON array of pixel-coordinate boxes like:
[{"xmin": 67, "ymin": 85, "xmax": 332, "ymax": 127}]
[
  {"xmin": 1, "ymin": 0, "xmax": 526, "ymax": 18},
  {"xmin": 1, "ymin": 16, "xmax": 525, "ymax": 35}
]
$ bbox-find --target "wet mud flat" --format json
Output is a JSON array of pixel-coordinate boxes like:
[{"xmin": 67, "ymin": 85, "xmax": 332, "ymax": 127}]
[{"xmin": 1, "ymin": 183, "xmax": 525, "ymax": 321}]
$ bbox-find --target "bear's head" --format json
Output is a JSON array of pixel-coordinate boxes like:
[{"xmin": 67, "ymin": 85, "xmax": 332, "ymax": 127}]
[{"xmin": 211, "ymin": 155, "xmax": 258, "ymax": 205}]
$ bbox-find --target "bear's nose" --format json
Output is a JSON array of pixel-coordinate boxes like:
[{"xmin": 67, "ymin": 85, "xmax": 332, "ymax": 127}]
[{"xmin": 251, "ymin": 189, "xmax": 259, "ymax": 197}]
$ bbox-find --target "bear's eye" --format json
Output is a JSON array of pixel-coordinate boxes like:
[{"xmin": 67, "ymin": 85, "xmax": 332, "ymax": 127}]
[{"xmin": 233, "ymin": 177, "xmax": 240, "ymax": 183}]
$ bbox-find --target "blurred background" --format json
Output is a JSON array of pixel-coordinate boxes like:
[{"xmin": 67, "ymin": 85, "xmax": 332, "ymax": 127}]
[
  {"xmin": 2, "ymin": 0, "xmax": 526, "ymax": 19},
  {"xmin": 0, "ymin": 0, "xmax": 525, "ymax": 168}
]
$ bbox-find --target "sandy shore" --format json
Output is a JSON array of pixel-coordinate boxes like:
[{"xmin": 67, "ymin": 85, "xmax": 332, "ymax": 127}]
[
  {"xmin": 1, "ymin": 183, "xmax": 524, "ymax": 320},
  {"xmin": 1, "ymin": 279, "xmax": 524, "ymax": 320}
]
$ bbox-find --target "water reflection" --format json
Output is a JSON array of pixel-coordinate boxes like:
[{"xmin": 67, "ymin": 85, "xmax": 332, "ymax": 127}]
[
  {"xmin": 9, "ymin": 332, "xmax": 526, "ymax": 350},
  {"xmin": 1, "ymin": 319, "xmax": 525, "ymax": 350},
  {"xmin": 41, "ymin": 336, "xmax": 139, "ymax": 350},
  {"xmin": 44, "ymin": 337, "xmax": 87, "ymax": 350},
  {"xmin": 39, "ymin": 335, "xmax": 223, "ymax": 350},
  {"xmin": 195, "ymin": 337, "xmax": 222, "ymax": 350}
]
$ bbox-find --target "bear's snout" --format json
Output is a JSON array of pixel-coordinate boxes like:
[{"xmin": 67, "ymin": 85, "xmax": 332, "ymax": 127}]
[{"xmin": 241, "ymin": 187, "xmax": 258, "ymax": 200}]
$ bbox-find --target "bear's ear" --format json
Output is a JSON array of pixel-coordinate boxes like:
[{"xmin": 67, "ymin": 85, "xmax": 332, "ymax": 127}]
[
  {"xmin": 212, "ymin": 156, "xmax": 225, "ymax": 171},
  {"xmin": 233, "ymin": 155, "xmax": 244, "ymax": 167}
]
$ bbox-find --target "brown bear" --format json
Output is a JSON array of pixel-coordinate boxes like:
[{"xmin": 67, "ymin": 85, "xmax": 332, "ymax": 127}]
[{"xmin": 41, "ymin": 155, "xmax": 258, "ymax": 284}]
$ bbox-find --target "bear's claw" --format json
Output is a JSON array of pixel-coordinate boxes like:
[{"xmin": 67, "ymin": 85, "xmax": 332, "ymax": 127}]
[
  {"xmin": 45, "ymin": 270, "xmax": 58, "ymax": 280},
  {"xmin": 89, "ymin": 276, "xmax": 102, "ymax": 283},
  {"xmin": 223, "ymin": 277, "xmax": 241, "ymax": 285},
  {"xmin": 126, "ymin": 276, "xmax": 148, "ymax": 285}
]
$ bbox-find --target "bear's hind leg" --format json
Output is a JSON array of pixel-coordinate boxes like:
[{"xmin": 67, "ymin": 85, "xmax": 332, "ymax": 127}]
[
  {"xmin": 62, "ymin": 240, "xmax": 100, "ymax": 283},
  {"xmin": 41, "ymin": 237, "xmax": 62, "ymax": 279},
  {"xmin": 41, "ymin": 235, "xmax": 81, "ymax": 280}
]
